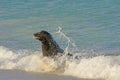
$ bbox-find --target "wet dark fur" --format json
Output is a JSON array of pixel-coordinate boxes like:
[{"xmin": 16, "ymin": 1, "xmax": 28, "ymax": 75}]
[{"xmin": 33, "ymin": 31, "xmax": 63, "ymax": 57}]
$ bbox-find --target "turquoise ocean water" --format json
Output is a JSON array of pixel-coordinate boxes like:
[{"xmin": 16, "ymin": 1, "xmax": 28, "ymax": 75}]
[
  {"xmin": 0, "ymin": 0, "xmax": 120, "ymax": 80},
  {"xmin": 0, "ymin": 0, "xmax": 120, "ymax": 54}
]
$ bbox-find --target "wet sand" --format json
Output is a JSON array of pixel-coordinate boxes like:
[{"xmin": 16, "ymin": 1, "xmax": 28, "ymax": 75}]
[{"xmin": 0, "ymin": 70, "xmax": 102, "ymax": 80}]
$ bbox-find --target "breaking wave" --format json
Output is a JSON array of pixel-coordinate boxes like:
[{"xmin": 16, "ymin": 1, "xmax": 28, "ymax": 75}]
[{"xmin": 0, "ymin": 28, "xmax": 120, "ymax": 80}]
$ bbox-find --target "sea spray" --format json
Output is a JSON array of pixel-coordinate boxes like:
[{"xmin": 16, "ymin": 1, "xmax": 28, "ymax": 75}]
[{"xmin": 56, "ymin": 27, "xmax": 80, "ymax": 59}]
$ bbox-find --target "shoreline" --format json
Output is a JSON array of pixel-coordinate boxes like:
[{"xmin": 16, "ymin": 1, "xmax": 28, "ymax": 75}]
[
  {"xmin": 0, "ymin": 69, "xmax": 79, "ymax": 80},
  {"xmin": 0, "ymin": 69, "xmax": 102, "ymax": 80}
]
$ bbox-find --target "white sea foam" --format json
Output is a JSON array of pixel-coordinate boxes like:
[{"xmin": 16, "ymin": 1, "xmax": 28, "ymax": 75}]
[
  {"xmin": 0, "ymin": 28, "xmax": 120, "ymax": 80},
  {"xmin": 0, "ymin": 46, "xmax": 120, "ymax": 80}
]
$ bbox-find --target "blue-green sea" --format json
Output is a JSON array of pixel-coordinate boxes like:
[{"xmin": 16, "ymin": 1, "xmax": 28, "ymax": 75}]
[{"xmin": 0, "ymin": 0, "xmax": 120, "ymax": 80}]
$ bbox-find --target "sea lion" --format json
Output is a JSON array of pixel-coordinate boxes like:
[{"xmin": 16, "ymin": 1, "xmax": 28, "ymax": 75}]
[{"xmin": 33, "ymin": 31, "xmax": 64, "ymax": 57}]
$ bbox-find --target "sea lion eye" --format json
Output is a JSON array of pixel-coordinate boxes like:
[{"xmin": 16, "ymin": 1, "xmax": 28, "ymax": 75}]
[{"xmin": 39, "ymin": 32, "xmax": 41, "ymax": 34}]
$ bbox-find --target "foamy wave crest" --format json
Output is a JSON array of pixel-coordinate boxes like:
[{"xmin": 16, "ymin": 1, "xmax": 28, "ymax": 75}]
[
  {"xmin": 64, "ymin": 56, "xmax": 120, "ymax": 80},
  {"xmin": 0, "ymin": 46, "xmax": 65, "ymax": 72},
  {"xmin": 0, "ymin": 46, "xmax": 120, "ymax": 80}
]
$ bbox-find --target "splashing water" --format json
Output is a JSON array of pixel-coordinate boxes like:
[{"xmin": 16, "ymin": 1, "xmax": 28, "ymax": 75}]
[
  {"xmin": 56, "ymin": 27, "xmax": 79, "ymax": 58},
  {"xmin": 0, "ymin": 29, "xmax": 120, "ymax": 80}
]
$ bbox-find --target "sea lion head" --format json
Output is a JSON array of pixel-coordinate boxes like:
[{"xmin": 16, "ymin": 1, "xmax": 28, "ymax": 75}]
[{"xmin": 33, "ymin": 31, "xmax": 53, "ymax": 44}]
